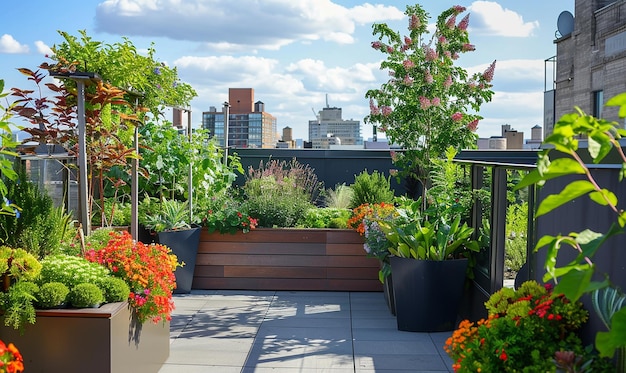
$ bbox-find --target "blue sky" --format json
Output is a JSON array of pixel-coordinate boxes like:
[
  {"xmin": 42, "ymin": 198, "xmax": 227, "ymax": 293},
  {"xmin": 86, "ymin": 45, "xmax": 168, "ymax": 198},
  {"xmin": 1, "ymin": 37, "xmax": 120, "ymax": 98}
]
[{"xmin": 1, "ymin": 0, "xmax": 573, "ymax": 141}]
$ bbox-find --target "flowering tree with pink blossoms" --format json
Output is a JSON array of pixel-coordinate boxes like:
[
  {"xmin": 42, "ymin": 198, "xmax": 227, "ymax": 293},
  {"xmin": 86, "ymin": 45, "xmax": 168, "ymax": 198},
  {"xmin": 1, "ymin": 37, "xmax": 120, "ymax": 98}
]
[{"xmin": 365, "ymin": 4, "xmax": 495, "ymax": 196}]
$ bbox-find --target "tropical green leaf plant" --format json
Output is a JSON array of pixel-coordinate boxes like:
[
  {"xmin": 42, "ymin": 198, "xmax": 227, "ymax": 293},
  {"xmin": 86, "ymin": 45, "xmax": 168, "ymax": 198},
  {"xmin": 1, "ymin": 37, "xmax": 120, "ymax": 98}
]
[
  {"xmin": 365, "ymin": 4, "xmax": 495, "ymax": 198},
  {"xmin": 515, "ymin": 92, "xmax": 626, "ymax": 360}
]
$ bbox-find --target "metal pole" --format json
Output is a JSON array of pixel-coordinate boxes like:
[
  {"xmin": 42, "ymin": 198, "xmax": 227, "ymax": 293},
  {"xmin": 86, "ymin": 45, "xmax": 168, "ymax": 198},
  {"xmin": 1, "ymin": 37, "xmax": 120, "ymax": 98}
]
[
  {"xmin": 131, "ymin": 119, "xmax": 139, "ymax": 240},
  {"xmin": 187, "ymin": 109, "xmax": 193, "ymax": 224},
  {"xmin": 223, "ymin": 102, "xmax": 230, "ymax": 165},
  {"xmin": 76, "ymin": 80, "xmax": 90, "ymax": 237}
]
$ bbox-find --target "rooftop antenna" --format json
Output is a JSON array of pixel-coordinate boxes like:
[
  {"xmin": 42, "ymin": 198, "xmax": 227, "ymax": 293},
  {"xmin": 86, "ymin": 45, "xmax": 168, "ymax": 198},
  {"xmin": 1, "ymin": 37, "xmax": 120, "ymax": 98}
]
[{"xmin": 325, "ymin": 93, "xmax": 329, "ymax": 108}]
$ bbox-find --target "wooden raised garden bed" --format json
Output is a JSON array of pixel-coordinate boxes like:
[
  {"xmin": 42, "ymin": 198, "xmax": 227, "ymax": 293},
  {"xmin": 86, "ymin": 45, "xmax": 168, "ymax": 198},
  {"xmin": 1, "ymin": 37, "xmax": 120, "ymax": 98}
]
[
  {"xmin": 0, "ymin": 302, "xmax": 169, "ymax": 373},
  {"xmin": 193, "ymin": 228, "xmax": 382, "ymax": 292}
]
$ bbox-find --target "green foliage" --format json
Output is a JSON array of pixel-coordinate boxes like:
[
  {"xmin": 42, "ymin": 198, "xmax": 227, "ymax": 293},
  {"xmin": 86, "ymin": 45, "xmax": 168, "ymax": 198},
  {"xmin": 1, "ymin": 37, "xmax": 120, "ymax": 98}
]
[
  {"xmin": 1, "ymin": 281, "xmax": 38, "ymax": 331},
  {"xmin": 0, "ymin": 168, "xmax": 73, "ymax": 258},
  {"xmin": 36, "ymin": 282, "xmax": 70, "ymax": 309},
  {"xmin": 38, "ymin": 254, "xmax": 111, "ymax": 289},
  {"xmin": 196, "ymin": 191, "xmax": 257, "ymax": 234},
  {"xmin": 365, "ymin": 5, "xmax": 495, "ymax": 194},
  {"xmin": 69, "ymin": 283, "xmax": 105, "ymax": 308},
  {"xmin": 301, "ymin": 208, "xmax": 351, "ymax": 229},
  {"xmin": 0, "ymin": 79, "xmax": 19, "ymax": 214},
  {"xmin": 324, "ymin": 184, "xmax": 354, "ymax": 209},
  {"xmin": 143, "ymin": 198, "xmax": 191, "ymax": 232},
  {"xmin": 505, "ymin": 202, "xmax": 528, "ymax": 272},
  {"xmin": 379, "ymin": 196, "xmax": 478, "ymax": 261},
  {"xmin": 446, "ymin": 281, "xmax": 614, "ymax": 372},
  {"xmin": 99, "ymin": 276, "xmax": 130, "ymax": 303},
  {"xmin": 350, "ymin": 169, "xmax": 394, "ymax": 208},
  {"xmin": 515, "ymin": 93, "xmax": 626, "ymax": 359},
  {"xmin": 51, "ymin": 30, "xmax": 196, "ymax": 118},
  {"xmin": 138, "ymin": 122, "xmax": 242, "ymax": 201},
  {"xmin": 91, "ymin": 198, "xmax": 131, "ymax": 227},
  {"xmin": 0, "ymin": 246, "xmax": 42, "ymax": 282},
  {"xmin": 242, "ymin": 159, "xmax": 320, "ymax": 227}
]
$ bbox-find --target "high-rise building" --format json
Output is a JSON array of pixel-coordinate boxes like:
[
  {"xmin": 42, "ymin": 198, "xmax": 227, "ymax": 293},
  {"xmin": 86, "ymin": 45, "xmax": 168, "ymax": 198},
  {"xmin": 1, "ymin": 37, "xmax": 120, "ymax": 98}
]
[
  {"xmin": 547, "ymin": 0, "xmax": 626, "ymax": 137},
  {"xmin": 308, "ymin": 105, "xmax": 362, "ymax": 149},
  {"xmin": 202, "ymin": 88, "xmax": 278, "ymax": 148}
]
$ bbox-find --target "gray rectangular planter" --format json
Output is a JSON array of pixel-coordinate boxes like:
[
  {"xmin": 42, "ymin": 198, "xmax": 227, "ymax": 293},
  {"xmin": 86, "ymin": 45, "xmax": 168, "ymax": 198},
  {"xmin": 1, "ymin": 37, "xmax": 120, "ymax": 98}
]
[{"xmin": 0, "ymin": 302, "xmax": 169, "ymax": 373}]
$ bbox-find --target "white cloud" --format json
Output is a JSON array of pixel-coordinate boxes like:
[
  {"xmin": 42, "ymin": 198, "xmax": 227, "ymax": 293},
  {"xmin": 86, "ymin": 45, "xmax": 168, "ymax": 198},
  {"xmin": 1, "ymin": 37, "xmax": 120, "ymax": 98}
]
[
  {"xmin": 0, "ymin": 34, "xmax": 29, "ymax": 54},
  {"xmin": 34, "ymin": 41, "xmax": 53, "ymax": 55},
  {"xmin": 468, "ymin": 1, "xmax": 539, "ymax": 37},
  {"xmin": 95, "ymin": 0, "xmax": 403, "ymax": 50}
]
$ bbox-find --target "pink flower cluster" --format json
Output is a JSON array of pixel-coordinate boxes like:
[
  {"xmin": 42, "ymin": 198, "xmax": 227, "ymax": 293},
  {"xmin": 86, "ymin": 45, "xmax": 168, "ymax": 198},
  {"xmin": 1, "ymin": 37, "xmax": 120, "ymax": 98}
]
[
  {"xmin": 452, "ymin": 112, "xmax": 463, "ymax": 121},
  {"xmin": 467, "ymin": 119, "xmax": 479, "ymax": 132},
  {"xmin": 458, "ymin": 14, "xmax": 470, "ymax": 31},
  {"xmin": 419, "ymin": 96, "xmax": 432, "ymax": 109},
  {"xmin": 483, "ymin": 60, "xmax": 496, "ymax": 82},
  {"xmin": 446, "ymin": 15, "xmax": 457, "ymax": 29},
  {"xmin": 444, "ymin": 75, "xmax": 453, "ymax": 88},
  {"xmin": 424, "ymin": 47, "xmax": 438, "ymax": 61},
  {"xmin": 424, "ymin": 70, "xmax": 433, "ymax": 84},
  {"xmin": 369, "ymin": 98, "xmax": 379, "ymax": 115},
  {"xmin": 410, "ymin": 14, "xmax": 420, "ymax": 30},
  {"xmin": 403, "ymin": 59, "xmax": 415, "ymax": 69},
  {"xmin": 462, "ymin": 43, "xmax": 476, "ymax": 52},
  {"xmin": 381, "ymin": 106, "xmax": 393, "ymax": 116}
]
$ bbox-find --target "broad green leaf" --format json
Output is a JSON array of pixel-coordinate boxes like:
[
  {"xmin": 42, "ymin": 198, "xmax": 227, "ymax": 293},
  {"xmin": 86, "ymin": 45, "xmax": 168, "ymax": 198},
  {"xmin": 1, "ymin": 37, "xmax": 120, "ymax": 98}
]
[
  {"xmin": 578, "ymin": 225, "xmax": 624, "ymax": 260},
  {"xmin": 554, "ymin": 266, "xmax": 594, "ymax": 301},
  {"xmin": 588, "ymin": 189, "xmax": 617, "ymax": 207},
  {"xmin": 515, "ymin": 158, "xmax": 585, "ymax": 190},
  {"xmin": 536, "ymin": 180, "xmax": 596, "ymax": 217},
  {"xmin": 588, "ymin": 132, "xmax": 614, "ymax": 163},
  {"xmin": 596, "ymin": 307, "xmax": 626, "ymax": 357},
  {"xmin": 619, "ymin": 211, "xmax": 626, "ymax": 228},
  {"xmin": 606, "ymin": 92, "xmax": 626, "ymax": 118}
]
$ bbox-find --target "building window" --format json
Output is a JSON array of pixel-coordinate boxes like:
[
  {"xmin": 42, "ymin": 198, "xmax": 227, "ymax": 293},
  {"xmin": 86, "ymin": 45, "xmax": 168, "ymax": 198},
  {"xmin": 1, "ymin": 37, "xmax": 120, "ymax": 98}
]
[{"xmin": 593, "ymin": 90, "xmax": 603, "ymax": 118}]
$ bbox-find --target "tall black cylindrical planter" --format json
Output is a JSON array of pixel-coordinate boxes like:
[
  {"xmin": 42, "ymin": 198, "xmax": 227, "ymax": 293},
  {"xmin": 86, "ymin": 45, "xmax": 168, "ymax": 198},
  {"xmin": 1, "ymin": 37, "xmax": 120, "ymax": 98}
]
[
  {"xmin": 157, "ymin": 227, "xmax": 201, "ymax": 294},
  {"xmin": 383, "ymin": 274, "xmax": 396, "ymax": 316},
  {"xmin": 390, "ymin": 257, "xmax": 468, "ymax": 332}
]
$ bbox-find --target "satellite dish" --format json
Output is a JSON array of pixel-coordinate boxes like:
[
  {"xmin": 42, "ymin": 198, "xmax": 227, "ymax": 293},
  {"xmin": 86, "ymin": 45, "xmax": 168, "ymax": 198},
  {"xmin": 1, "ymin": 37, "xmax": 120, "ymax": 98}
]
[{"xmin": 557, "ymin": 11, "xmax": 574, "ymax": 37}]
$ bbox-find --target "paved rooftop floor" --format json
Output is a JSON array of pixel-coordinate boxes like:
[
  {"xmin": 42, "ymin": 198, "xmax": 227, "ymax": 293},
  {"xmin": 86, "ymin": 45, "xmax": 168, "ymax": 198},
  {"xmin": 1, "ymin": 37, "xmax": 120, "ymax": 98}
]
[{"xmin": 159, "ymin": 291, "xmax": 454, "ymax": 372}]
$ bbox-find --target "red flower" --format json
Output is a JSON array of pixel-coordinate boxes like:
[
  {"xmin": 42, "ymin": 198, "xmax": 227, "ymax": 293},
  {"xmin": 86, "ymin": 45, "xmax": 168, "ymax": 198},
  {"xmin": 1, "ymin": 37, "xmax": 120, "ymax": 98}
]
[{"xmin": 499, "ymin": 349, "xmax": 508, "ymax": 361}]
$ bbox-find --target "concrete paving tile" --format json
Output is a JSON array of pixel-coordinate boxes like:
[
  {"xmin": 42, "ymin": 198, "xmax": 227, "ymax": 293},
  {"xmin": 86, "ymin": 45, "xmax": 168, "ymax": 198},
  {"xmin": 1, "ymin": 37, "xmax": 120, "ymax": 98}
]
[
  {"xmin": 159, "ymin": 363, "xmax": 241, "ymax": 372},
  {"xmin": 351, "ymin": 317, "xmax": 397, "ymax": 329},
  {"xmin": 353, "ymin": 327, "xmax": 436, "ymax": 341},
  {"xmin": 246, "ymin": 350, "xmax": 355, "ymax": 370},
  {"xmin": 167, "ymin": 337, "xmax": 255, "ymax": 365},
  {"xmin": 356, "ymin": 353, "xmax": 449, "ymax": 371},
  {"xmin": 354, "ymin": 339, "xmax": 440, "ymax": 355},
  {"xmin": 256, "ymin": 325, "xmax": 352, "ymax": 341},
  {"xmin": 262, "ymin": 316, "xmax": 353, "ymax": 328},
  {"xmin": 241, "ymin": 367, "xmax": 354, "ymax": 373}
]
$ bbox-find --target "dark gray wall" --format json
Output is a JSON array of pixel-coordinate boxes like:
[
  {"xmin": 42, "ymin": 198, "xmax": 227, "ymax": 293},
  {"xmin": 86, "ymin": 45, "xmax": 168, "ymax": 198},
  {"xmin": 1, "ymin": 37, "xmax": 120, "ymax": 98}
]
[{"xmin": 232, "ymin": 148, "xmax": 408, "ymax": 197}]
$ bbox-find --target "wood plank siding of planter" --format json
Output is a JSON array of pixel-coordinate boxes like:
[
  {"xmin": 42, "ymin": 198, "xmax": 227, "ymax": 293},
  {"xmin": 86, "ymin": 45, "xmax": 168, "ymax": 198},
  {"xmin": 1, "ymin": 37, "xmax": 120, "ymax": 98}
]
[{"xmin": 193, "ymin": 228, "xmax": 383, "ymax": 292}]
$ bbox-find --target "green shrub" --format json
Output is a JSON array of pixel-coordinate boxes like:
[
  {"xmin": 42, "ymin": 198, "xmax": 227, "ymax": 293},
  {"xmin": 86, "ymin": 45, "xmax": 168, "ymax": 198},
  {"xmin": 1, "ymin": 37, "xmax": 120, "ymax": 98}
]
[
  {"xmin": 243, "ymin": 159, "xmax": 321, "ymax": 227},
  {"xmin": 350, "ymin": 170, "xmax": 394, "ymax": 208},
  {"xmin": 99, "ymin": 277, "xmax": 130, "ymax": 303},
  {"xmin": 39, "ymin": 254, "xmax": 111, "ymax": 289},
  {"xmin": 2, "ymin": 281, "xmax": 39, "ymax": 330},
  {"xmin": 91, "ymin": 199, "xmax": 131, "ymax": 227},
  {"xmin": 36, "ymin": 282, "xmax": 70, "ymax": 309},
  {"xmin": 301, "ymin": 208, "xmax": 351, "ymax": 228},
  {"xmin": 0, "ymin": 167, "xmax": 73, "ymax": 258},
  {"xmin": 69, "ymin": 283, "xmax": 105, "ymax": 308},
  {"xmin": 504, "ymin": 202, "xmax": 528, "ymax": 272}
]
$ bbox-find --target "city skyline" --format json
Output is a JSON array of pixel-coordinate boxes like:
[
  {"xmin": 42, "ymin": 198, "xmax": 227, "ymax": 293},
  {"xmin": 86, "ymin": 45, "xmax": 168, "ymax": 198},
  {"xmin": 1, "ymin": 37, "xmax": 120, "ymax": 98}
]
[{"xmin": 1, "ymin": 1, "xmax": 574, "ymax": 141}]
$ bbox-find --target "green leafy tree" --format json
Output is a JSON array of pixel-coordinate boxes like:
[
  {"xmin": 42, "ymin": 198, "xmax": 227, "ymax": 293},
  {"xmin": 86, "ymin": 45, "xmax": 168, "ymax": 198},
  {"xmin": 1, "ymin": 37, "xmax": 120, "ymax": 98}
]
[
  {"xmin": 365, "ymin": 5, "xmax": 495, "ymax": 197},
  {"xmin": 0, "ymin": 79, "xmax": 19, "ymax": 216},
  {"xmin": 516, "ymin": 93, "xmax": 626, "ymax": 360}
]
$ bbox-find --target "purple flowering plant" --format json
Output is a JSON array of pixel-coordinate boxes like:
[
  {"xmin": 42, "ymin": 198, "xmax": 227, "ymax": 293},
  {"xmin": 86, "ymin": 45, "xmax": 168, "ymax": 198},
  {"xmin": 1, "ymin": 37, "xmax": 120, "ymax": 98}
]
[{"xmin": 366, "ymin": 5, "xmax": 495, "ymax": 195}]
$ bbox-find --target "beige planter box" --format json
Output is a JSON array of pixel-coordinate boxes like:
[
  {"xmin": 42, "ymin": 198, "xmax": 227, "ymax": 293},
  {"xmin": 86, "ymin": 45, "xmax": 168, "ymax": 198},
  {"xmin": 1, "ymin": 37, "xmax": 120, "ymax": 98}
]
[
  {"xmin": 0, "ymin": 302, "xmax": 169, "ymax": 373},
  {"xmin": 194, "ymin": 228, "xmax": 382, "ymax": 292}
]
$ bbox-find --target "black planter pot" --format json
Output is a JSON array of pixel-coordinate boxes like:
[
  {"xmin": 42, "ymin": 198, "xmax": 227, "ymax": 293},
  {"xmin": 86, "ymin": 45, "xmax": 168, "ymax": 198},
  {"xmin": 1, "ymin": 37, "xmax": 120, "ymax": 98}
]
[
  {"xmin": 390, "ymin": 257, "xmax": 468, "ymax": 332},
  {"xmin": 157, "ymin": 227, "xmax": 201, "ymax": 294},
  {"xmin": 383, "ymin": 274, "xmax": 396, "ymax": 316}
]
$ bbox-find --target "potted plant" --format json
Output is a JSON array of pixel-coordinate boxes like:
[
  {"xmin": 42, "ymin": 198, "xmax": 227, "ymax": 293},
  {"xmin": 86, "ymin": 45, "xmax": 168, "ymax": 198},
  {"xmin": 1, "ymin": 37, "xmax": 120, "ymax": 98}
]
[
  {"xmin": 378, "ymin": 196, "xmax": 479, "ymax": 332},
  {"xmin": 143, "ymin": 198, "xmax": 199, "ymax": 293},
  {"xmin": 445, "ymin": 281, "xmax": 614, "ymax": 372}
]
